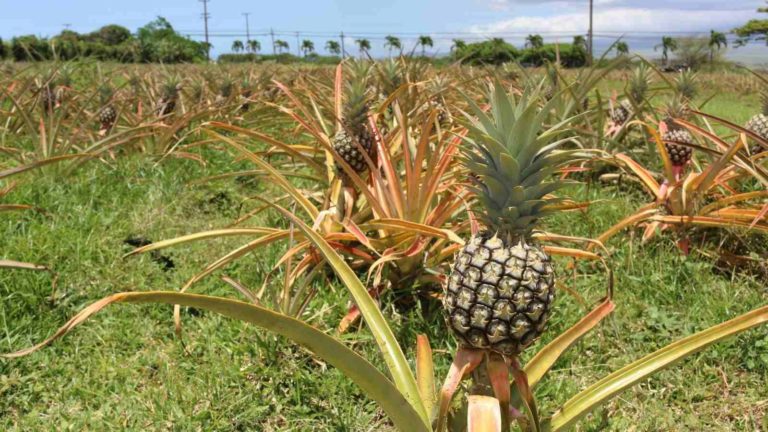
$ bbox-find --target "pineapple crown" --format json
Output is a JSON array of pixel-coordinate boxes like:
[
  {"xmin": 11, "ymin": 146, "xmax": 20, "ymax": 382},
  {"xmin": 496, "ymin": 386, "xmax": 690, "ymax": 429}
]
[
  {"xmin": 161, "ymin": 78, "xmax": 181, "ymax": 100},
  {"xmin": 628, "ymin": 63, "xmax": 651, "ymax": 105},
  {"xmin": 664, "ymin": 95, "xmax": 690, "ymax": 129},
  {"xmin": 675, "ymin": 70, "xmax": 697, "ymax": 102},
  {"xmin": 376, "ymin": 59, "xmax": 402, "ymax": 95},
  {"xmin": 342, "ymin": 60, "xmax": 373, "ymax": 130},
  {"xmin": 460, "ymin": 80, "xmax": 579, "ymax": 240},
  {"xmin": 545, "ymin": 62, "xmax": 560, "ymax": 88},
  {"xmin": 428, "ymin": 74, "xmax": 452, "ymax": 104},
  {"xmin": 98, "ymin": 84, "xmax": 114, "ymax": 104},
  {"xmin": 219, "ymin": 78, "xmax": 234, "ymax": 97}
]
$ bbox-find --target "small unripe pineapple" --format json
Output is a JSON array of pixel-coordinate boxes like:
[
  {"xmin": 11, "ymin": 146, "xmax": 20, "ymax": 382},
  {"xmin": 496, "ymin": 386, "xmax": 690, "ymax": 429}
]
[
  {"xmin": 746, "ymin": 93, "xmax": 768, "ymax": 154},
  {"xmin": 662, "ymin": 97, "xmax": 694, "ymax": 167},
  {"xmin": 98, "ymin": 85, "xmax": 117, "ymax": 132},
  {"xmin": 333, "ymin": 61, "xmax": 375, "ymax": 177}
]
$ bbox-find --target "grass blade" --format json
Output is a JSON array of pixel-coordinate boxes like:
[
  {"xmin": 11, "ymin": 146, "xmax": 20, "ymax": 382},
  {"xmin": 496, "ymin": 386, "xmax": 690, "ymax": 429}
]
[
  {"xmin": 547, "ymin": 305, "xmax": 768, "ymax": 431},
  {"xmin": 1, "ymin": 292, "xmax": 429, "ymax": 432}
]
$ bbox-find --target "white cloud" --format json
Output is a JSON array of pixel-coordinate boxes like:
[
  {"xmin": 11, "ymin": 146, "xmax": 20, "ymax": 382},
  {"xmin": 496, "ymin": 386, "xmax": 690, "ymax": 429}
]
[{"xmin": 469, "ymin": 7, "xmax": 755, "ymax": 34}]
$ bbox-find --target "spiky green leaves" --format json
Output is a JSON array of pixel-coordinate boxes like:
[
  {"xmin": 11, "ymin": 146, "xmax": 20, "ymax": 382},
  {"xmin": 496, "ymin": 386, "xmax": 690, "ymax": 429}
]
[
  {"xmin": 342, "ymin": 60, "xmax": 373, "ymax": 134},
  {"xmin": 674, "ymin": 70, "xmax": 698, "ymax": 102},
  {"xmin": 460, "ymin": 80, "xmax": 580, "ymax": 239},
  {"xmin": 628, "ymin": 63, "xmax": 651, "ymax": 105}
]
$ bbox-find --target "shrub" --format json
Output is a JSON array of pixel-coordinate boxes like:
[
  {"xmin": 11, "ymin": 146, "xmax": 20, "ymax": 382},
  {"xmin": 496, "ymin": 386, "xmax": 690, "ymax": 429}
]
[{"xmin": 454, "ymin": 38, "xmax": 520, "ymax": 65}]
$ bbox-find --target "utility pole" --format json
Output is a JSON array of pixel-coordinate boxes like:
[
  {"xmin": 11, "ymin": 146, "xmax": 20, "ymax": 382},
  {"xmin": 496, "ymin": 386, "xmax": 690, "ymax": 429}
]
[
  {"xmin": 270, "ymin": 28, "xmax": 276, "ymax": 55},
  {"xmin": 295, "ymin": 31, "xmax": 300, "ymax": 57},
  {"xmin": 200, "ymin": 0, "xmax": 211, "ymax": 61},
  {"xmin": 242, "ymin": 13, "xmax": 251, "ymax": 45},
  {"xmin": 340, "ymin": 31, "xmax": 345, "ymax": 59},
  {"xmin": 587, "ymin": 0, "xmax": 594, "ymax": 66}
]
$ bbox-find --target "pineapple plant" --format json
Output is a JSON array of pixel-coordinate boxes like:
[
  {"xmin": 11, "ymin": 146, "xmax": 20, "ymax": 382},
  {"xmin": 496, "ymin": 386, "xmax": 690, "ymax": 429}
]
[
  {"xmin": 239, "ymin": 78, "xmax": 253, "ymax": 113},
  {"xmin": 333, "ymin": 61, "xmax": 375, "ymax": 177},
  {"xmin": 610, "ymin": 63, "xmax": 650, "ymax": 126},
  {"xmin": 156, "ymin": 79, "xmax": 181, "ymax": 118},
  {"xmin": 628, "ymin": 63, "xmax": 651, "ymax": 106},
  {"xmin": 745, "ymin": 92, "xmax": 768, "ymax": 154},
  {"xmin": 543, "ymin": 62, "xmax": 560, "ymax": 101},
  {"xmin": 674, "ymin": 69, "xmax": 697, "ymax": 102},
  {"xmin": 97, "ymin": 84, "xmax": 117, "ymax": 133},
  {"xmin": 427, "ymin": 74, "xmax": 452, "ymax": 127},
  {"xmin": 214, "ymin": 78, "xmax": 234, "ymax": 107},
  {"xmin": 662, "ymin": 96, "xmax": 694, "ymax": 167},
  {"xmin": 39, "ymin": 83, "xmax": 56, "ymax": 115},
  {"xmin": 443, "ymin": 82, "xmax": 570, "ymax": 356}
]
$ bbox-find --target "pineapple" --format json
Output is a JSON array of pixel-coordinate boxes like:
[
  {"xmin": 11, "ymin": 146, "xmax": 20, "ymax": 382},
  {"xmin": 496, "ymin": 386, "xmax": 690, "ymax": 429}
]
[
  {"xmin": 628, "ymin": 63, "xmax": 651, "ymax": 106},
  {"xmin": 98, "ymin": 85, "xmax": 117, "ymax": 132},
  {"xmin": 157, "ymin": 79, "xmax": 181, "ymax": 118},
  {"xmin": 746, "ymin": 93, "xmax": 768, "ymax": 154},
  {"xmin": 662, "ymin": 96, "xmax": 694, "ymax": 167},
  {"xmin": 609, "ymin": 98, "xmax": 633, "ymax": 125},
  {"xmin": 610, "ymin": 64, "xmax": 650, "ymax": 125},
  {"xmin": 333, "ymin": 61, "xmax": 375, "ymax": 176},
  {"xmin": 444, "ymin": 82, "xmax": 570, "ymax": 356}
]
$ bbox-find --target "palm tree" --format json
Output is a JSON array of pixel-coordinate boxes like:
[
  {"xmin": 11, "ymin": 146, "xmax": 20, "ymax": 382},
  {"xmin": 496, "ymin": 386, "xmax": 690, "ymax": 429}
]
[
  {"xmin": 451, "ymin": 39, "xmax": 466, "ymax": 53},
  {"xmin": 708, "ymin": 30, "xmax": 727, "ymax": 63},
  {"xmin": 355, "ymin": 38, "xmax": 371, "ymax": 57},
  {"xmin": 615, "ymin": 41, "xmax": 629, "ymax": 57},
  {"xmin": 231, "ymin": 40, "xmax": 244, "ymax": 53},
  {"xmin": 325, "ymin": 40, "xmax": 341, "ymax": 56},
  {"xmin": 384, "ymin": 35, "xmax": 402, "ymax": 57},
  {"xmin": 654, "ymin": 36, "xmax": 678, "ymax": 66},
  {"xmin": 525, "ymin": 34, "xmax": 544, "ymax": 50},
  {"xmin": 247, "ymin": 40, "xmax": 261, "ymax": 54},
  {"xmin": 417, "ymin": 35, "xmax": 434, "ymax": 57},
  {"xmin": 301, "ymin": 39, "xmax": 315, "ymax": 57},
  {"xmin": 275, "ymin": 40, "xmax": 289, "ymax": 54}
]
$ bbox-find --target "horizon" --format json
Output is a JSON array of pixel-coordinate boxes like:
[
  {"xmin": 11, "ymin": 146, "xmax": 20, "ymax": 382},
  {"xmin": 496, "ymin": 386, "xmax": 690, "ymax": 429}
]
[{"xmin": 1, "ymin": 0, "xmax": 765, "ymax": 65}]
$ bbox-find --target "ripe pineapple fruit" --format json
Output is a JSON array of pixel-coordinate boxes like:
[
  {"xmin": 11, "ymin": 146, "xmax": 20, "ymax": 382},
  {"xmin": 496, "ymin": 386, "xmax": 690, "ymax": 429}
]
[
  {"xmin": 98, "ymin": 85, "xmax": 117, "ymax": 132},
  {"xmin": 444, "ymin": 82, "xmax": 571, "ymax": 356},
  {"xmin": 662, "ymin": 97, "xmax": 694, "ymax": 167},
  {"xmin": 333, "ymin": 61, "xmax": 375, "ymax": 176},
  {"xmin": 746, "ymin": 93, "xmax": 768, "ymax": 154}
]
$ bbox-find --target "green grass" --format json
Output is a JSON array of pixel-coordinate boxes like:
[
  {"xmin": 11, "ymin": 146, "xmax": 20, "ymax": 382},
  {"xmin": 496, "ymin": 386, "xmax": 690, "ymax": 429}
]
[{"xmin": 2, "ymin": 123, "xmax": 768, "ymax": 429}]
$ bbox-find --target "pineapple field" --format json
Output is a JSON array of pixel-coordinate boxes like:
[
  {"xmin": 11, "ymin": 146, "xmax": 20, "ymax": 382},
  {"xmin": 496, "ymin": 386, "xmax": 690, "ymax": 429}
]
[{"xmin": 1, "ymin": 58, "xmax": 768, "ymax": 431}]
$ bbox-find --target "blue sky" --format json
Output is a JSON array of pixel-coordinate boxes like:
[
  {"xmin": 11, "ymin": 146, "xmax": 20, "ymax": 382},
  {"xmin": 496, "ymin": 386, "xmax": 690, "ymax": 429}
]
[{"xmin": 1, "ymin": 0, "xmax": 765, "ymax": 63}]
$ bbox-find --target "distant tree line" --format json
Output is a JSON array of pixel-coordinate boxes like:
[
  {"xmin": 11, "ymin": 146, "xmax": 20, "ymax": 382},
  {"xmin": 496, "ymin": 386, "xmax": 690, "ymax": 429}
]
[
  {"xmin": 0, "ymin": 17, "xmax": 207, "ymax": 63},
  {"xmin": 451, "ymin": 36, "xmax": 590, "ymax": 67}
]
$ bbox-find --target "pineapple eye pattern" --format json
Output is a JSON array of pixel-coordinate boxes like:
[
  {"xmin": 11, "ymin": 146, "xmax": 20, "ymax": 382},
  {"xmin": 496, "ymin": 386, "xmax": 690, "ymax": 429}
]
[{"xmin": 445, "ymin": 235, "xmax": 555, "ymax": 356}]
